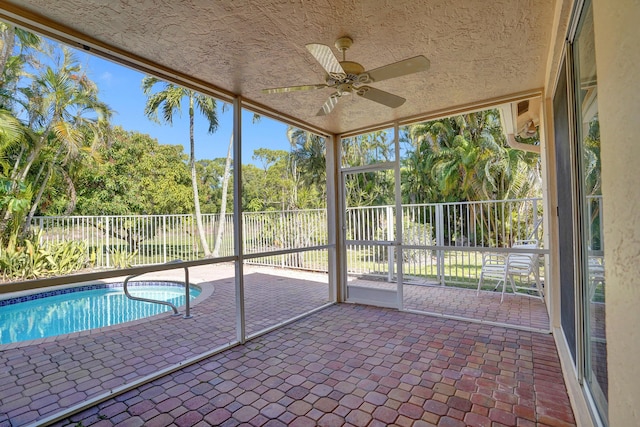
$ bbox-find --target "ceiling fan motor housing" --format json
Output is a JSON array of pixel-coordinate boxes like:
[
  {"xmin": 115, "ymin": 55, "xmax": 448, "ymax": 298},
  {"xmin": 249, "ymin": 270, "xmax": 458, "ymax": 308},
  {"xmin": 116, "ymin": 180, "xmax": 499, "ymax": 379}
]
[{"xmin": 334, "ymin": 36, "xmax": 354, "ymax": 52}]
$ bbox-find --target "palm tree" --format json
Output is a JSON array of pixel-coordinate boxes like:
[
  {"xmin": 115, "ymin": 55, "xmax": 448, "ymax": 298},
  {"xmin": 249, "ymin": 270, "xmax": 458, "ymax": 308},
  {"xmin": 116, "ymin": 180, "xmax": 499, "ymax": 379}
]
[
  {"xmin": 400, "ymin": 125, "xmax": 440, "ymax": 204},
  {"xmin": 405, "ymin": 110, "xmax": 540, "ymax": 203},
  {"xmin": 211, "ymin": 110, "xmax": 260, "ymax": 258},
  {"xmin": 2, "ymin": 47, "xmax": 111, "ymax": 235},
  {"xmin": 17, "ymin": 48, "xmax": 112, "ymax": 219},
  {"xmin": 287, "ymin": 126, "xmax": 326, "ymax": 203},
  {"xmin": 0, "ymin": 21, "xmax": 40, "ymax": 85},
  {"xmin": 403, "ymin": 110, "xmax": 542, "ymax": 245},
  {"xmin": 12, "ymin": 48, "xmax": 111, "ymax": 183},
  {"xmin": 142, "ymin": 76, "xmax": 218, "ymax": 257},
  {"xmin": 211, "ymin": 132, "xmax": 233, "ymax": 258}
]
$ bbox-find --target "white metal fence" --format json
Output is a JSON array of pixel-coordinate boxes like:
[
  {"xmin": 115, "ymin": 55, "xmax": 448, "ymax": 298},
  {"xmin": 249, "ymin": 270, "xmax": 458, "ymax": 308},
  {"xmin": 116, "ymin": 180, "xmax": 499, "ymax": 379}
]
[
  {"xmin": 31, "ymin": 214, "xmax": 234, "ymax": 267},
  {"xmin": 344, "ymin": 198, "xmax": 544, "ymax": 285},
  {"xmin": 243, "ymin": 209, "xmax": 328, "ymax": 271},
  {"xmin": 30, "ymin": 198, "xmax": 554, "ymax": 285},
  {"xmin": 31, "ymin": 210, "xmax": 328, "ymax": 270}
]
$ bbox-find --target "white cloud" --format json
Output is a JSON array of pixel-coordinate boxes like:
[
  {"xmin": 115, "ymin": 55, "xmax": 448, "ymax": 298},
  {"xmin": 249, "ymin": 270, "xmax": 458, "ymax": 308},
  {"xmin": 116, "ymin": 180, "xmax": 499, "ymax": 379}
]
[{"xmin": 100, "ymin": 71, "xmax": 113, "ymax": 85}]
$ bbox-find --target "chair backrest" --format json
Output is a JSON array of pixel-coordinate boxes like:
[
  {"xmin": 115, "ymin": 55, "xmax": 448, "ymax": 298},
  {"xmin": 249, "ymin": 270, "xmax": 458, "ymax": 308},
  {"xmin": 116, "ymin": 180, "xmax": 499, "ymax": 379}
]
[{"xmin": 507, "ymin": 240, "xmax": 539, "ymax": 274}]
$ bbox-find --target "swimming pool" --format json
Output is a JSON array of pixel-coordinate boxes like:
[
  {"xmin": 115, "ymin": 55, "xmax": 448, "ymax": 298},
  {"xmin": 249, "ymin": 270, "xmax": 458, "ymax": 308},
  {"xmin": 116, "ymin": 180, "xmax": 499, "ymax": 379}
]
[{"xmin": 0, "ymin": 281, "xmax": 201, "ymax": 345}]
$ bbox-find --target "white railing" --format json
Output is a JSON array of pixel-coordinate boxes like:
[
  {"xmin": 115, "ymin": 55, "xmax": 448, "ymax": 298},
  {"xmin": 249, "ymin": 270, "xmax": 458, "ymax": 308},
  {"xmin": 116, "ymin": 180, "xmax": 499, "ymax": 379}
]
[
  {"xmin": 29, "ymin": 198, "xmax": 559, "ymax": 285},
  {"xmin": 344, "ymin": 198, "xmax": 544, "ymax": 285},
  {"xmin": 32, "ymin": 214, "xmax": 234, "ymax": 267},
  {"xmin": 243, "ymin": 209, "xmax": 328, "ymax": 271},
  {"xmin": 586, "ymin": 195, "xmax": 604, "ymax": 253},
  {"xmin": 31, "ymin": 210, "xmax": 327, "ymax": 271}
]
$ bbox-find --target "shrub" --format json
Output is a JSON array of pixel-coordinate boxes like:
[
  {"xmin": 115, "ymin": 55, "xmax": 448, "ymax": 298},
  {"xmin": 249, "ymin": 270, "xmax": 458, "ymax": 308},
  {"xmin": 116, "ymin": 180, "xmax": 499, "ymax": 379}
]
[
  {"xmin": 0, "ymin": 230, "xmax": 90, "ymax": 280},
  {"xmin": 109, "ymin": 248, "xmax": 137, "ymax": 269}
]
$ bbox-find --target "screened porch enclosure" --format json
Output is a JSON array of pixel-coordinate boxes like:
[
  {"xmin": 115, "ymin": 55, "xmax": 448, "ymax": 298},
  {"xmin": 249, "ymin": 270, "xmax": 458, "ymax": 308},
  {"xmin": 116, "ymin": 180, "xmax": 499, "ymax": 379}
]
[{"xmin": 1, "ymin": 0, "xmax": 633, "ymax": 424}]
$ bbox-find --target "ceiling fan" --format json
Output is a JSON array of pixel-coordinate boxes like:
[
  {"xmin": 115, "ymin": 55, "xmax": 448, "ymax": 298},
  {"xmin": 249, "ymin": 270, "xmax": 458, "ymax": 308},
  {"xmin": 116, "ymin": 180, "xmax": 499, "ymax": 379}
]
[{"xmin": 262, "ymin": 36, "xmax": 430, "ymax": 116}]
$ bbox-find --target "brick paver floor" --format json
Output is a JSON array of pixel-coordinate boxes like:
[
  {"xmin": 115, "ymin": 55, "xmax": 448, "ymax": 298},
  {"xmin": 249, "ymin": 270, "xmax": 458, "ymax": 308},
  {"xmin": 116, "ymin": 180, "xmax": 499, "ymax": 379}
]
[
  {"xmin": 54, "ymin": 304, "xmax": 575, "ymax": 427},
  {"xmin": 0, "ymin": 265, "xmax": 330, "ymax": 426},
  {"xmin": 1, "ymin": 266, "xmax": 553, "ymax": 426},
  {"xmin": 404, "ymin": 285, "xmax": 549, "ymax": 331},
  {"xmin": 349, "ymin": 279, "xmax": 550, "ymax": 331}
]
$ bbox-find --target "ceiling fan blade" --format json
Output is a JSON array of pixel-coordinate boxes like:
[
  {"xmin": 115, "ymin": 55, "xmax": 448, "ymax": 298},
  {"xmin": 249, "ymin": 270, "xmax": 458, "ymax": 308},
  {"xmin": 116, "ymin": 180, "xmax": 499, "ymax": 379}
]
[
  {"xmin": 316, "ymin": 93, "xmax": 340, "ymax": 116},
  {"xmin": 356, "ymin": 86, "xmax": 406, "ymax": 108},
  {"xmin": 306, "ymin": 43, "xmax": 345, "ymax": 76},
  {"xmin": 366, "ymin": 55, "xmax": 430, "ymax": 82},
  {"xmin": 262, "ymin": 84, "xmax": 327, "ymax": 94}
]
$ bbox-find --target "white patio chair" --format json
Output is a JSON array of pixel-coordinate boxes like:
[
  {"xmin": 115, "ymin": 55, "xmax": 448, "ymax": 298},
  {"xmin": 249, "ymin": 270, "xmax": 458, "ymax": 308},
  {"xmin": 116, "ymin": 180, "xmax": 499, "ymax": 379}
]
[
  {"xmin": 588, "ymin": 255, "xmax": 605, "ymax": 302},
  {"xmin": 476, "ymin": 239, "xmax": 543, "ymax": 302}
]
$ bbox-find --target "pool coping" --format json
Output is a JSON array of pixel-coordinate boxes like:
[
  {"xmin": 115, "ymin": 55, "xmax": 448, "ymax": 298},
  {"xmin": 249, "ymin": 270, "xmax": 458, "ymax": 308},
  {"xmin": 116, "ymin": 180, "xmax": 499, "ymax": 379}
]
[{"xmin": 0, "ymin": 280, "xmax": 214, "ymax": 350}]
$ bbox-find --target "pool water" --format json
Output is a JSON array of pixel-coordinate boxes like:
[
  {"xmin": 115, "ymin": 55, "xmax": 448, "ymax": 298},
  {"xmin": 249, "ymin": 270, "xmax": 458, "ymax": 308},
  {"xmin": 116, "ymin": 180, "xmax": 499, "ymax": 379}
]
[{"xmin": 0, "ymin": 282, "xmax": 200, "ymax": 345}]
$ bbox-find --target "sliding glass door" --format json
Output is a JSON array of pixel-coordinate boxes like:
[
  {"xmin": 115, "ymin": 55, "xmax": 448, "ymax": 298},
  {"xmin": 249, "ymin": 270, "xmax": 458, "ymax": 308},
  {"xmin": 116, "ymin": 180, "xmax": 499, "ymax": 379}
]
[{"xmin": 573, "ymin": 1, "xmax": 608, "ymax": 421}]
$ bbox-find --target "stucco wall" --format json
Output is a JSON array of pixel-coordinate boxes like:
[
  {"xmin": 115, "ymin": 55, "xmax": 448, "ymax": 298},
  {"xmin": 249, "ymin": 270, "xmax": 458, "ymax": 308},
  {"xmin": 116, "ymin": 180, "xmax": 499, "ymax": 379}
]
[{"xmin": 592, "ymin": 0, "xmax": 640, "ymax": 424}]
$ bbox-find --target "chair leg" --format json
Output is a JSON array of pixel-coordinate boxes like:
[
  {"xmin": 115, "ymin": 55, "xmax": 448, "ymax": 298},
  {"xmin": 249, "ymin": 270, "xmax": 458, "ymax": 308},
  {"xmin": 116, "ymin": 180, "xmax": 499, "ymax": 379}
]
[
  {"xmin": 500, "ymin": 274, "xmax": 508, "ymax": 303},
  {"xmin": 477, "ymin": 274, "xmax": 484, "ymax": 296},
  {"xmin": 509, "ymin": 275, "xmax": 518, "ymax": 293},
  {"xmin": 534, "ymin": 270, "xmax": 544, "ymax": 301}
]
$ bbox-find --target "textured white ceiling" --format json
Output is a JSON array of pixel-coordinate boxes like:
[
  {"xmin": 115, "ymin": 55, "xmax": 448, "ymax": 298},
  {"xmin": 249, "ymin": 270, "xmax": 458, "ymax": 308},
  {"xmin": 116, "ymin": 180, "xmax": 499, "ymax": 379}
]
[{"xmin": 2, "ymin": 0, "xmax": 557, "ymax": 134}]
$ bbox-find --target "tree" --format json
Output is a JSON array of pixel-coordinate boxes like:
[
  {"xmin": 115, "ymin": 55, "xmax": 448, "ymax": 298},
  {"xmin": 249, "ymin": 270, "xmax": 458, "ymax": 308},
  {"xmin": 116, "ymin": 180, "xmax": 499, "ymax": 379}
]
[
  {"xmin": 0, "ymin": 21, "xmax": 41, "ymax": 88},
  {"xmin": 212, "ymin": 111, "xmax": 260, "ymax": 257},
  {"xmin": 66, "ymin": 128, "xmax": 194, "ymax": 252},
  {"xmin": 23, "ymin": 51, "xmax": 111, "ymax": 224},
  {"xmin": 142, "ymin": 76, "xmax": 218, "ymax": 257},
  {"xmin": 241, "ymin": 163, "xmax": 266, "ymax": 212},
  {"xmin": 401, "ymin": 110, "xmax": 542, "ymax": 245},
  {"xmin": 212, "ymin": 132, "xmax": 233, "ymax": 257},
  {"xmin": 400, "ymin": 124, "xmax": 440, "ymax": 204},
  {"xmin": 402, "ymin": 110, "xmax": 541, "ymax": 204},
  {"xmin": 196, "ymin": 158, "xmax": 230, "ymax": 214},
  {"xmin": 287, "ymin": 127, "xmax": 326, "ymax": 207},
  {"xmin": 73, "ymin": 127, "xmax": 192, "ymax": 215},
  {"xmin": 251, "ymin": 148, "xmax": 292, "ymax": 210},
  {"xmin": 1, "ymin": 46, "xmax": 111, "ymax": 235}
]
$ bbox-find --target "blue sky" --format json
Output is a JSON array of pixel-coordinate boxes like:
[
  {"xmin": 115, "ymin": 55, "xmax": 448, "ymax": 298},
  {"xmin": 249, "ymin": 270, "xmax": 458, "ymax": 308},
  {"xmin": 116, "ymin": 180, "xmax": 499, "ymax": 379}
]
[{"xmin": 79, "ymin": 50, "xmax": 291, "ymax": 162}]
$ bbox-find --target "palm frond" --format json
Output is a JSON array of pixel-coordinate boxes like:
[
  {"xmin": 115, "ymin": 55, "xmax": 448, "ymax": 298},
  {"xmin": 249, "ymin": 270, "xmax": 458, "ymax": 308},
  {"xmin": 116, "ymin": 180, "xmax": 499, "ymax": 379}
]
[{"xmin": 194, "ymin": 94, "xmax": 218, "ymax": 133}]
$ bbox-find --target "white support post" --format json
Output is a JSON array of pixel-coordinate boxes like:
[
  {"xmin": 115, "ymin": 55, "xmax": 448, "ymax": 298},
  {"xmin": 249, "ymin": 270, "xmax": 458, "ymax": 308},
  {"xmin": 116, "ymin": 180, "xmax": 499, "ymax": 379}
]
[
  {"xmin": 162, "ymin": 215, "xmax": 167, "ymax": 263},
  {"xmin": 325, "ymin": 134, "xmax": 339, "ymax": 303},
  {"xmin": 105, "ymin": 216, "xmax": 110, "ymax": 268},
  {"xmin": 387, "ymin": 205, "xmax": 394, "ymax": 283},
  {"xmin": 336, "ymin": 134, "xmax": 348, "ymax": 303},
  {"xmin": 533, "ymin": 199, "xmax": 539, "ymax": 240},
  {"xmin": 280, "ymin": 211, "xmax": 285, "ymax": 268},
  {"xmin": 393, "ymin": 122, "xmax": 404, "ymax": 309},
  {"xmin": 232, "ymin": 97, "xmax": 245, "ymax": 344},
  {"xmin": 436, "ymin": 204, "xmax": 445, "ymax": 285}
]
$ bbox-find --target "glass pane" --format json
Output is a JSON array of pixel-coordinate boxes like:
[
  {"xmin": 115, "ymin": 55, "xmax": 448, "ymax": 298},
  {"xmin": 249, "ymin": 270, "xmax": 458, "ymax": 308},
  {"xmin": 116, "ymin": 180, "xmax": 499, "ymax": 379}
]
[
  {"xmin": 574, "ymin": 1, "xmax": 608, "ymax": 421},
  {"xmin": 341, "ymin": 127, "xmax": 395, "ymax": 168},
  {"xmin": 239, "ymin": 112, "xmax": 330, "ymax": 336},
  {"xmin": 0, "ymin": 23, "xmax": 241, "ymax": 424},
  {"xmin": 243, "ymin": 252, "xmax": 330, "ymax": 337},
  {"xmin": 344, "ymin": 168, "xmax": 398, "ymax": 305}
]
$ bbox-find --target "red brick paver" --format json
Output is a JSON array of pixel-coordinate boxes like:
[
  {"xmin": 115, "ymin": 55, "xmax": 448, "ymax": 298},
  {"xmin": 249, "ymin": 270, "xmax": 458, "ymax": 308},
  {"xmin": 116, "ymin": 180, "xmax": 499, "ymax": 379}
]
[
  {"xmin": 50, "ymin": 304, "xmax": 573, "ymax": 427},
  {"xmin": 0, "ymin": 265, "xmax": 329, "ymax": 426},
  {"xmin": 349, "ymin": 278, "xmax": 550, "ymax": 331},
  {"xmin": 1, "ymin": 266, "xmax": 556, "ymax": 426}
]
